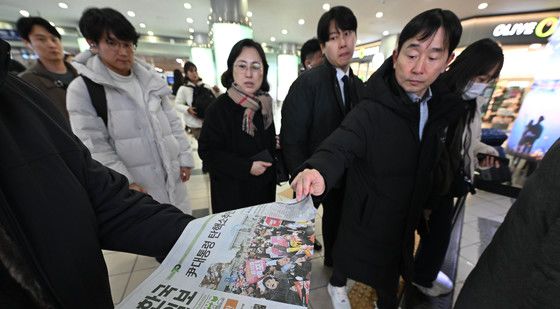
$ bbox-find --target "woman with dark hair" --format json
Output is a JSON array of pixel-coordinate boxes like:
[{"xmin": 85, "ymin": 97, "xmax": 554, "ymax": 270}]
[
  {"xmin": 171, "ymin": 69, "xmax": 183, "ymax": 96},
  {"xmin": 412, "ymin": 38, "xmax": 505, "ymax": 297},
  {"xmin": 175, "ymin": 61, "xmax": 219, "ymax": 139},
  {"xmin": 198, "ymin": 39, "xmax": 276, "ymax": 213},
  {"xmin": 66, "ymin": 7, "xmax": 195, "ymax": 214}
]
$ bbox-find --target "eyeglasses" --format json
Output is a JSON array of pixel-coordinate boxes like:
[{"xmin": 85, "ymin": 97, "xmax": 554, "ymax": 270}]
[
  {"xmin": 234, "ymin": 62, "xmax": 263, "ymax": 73},
  {"xmin": 104, "ymin": 38, "xmax": 136, "ymax": 51}
]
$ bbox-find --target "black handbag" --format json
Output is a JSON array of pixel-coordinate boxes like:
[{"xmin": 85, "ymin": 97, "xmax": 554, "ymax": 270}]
[
  {"xmin": 477, "ymin": 154, "xmax": 512, "ymax": 183},
  {"xmin": 450, "ymin": 167, "xmax": 475, "ymax": 197}
]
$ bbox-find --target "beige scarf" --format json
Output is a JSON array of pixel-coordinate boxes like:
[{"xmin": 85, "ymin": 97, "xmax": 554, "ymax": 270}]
[{"xmin": 227, "ymin": 83, "xmax": 273, "ymax": 136}]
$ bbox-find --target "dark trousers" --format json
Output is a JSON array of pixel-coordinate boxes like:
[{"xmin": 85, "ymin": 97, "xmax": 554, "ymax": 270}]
[
  {"xmin": 413, "ymin": 194, "xmax": 454, "ymax": 287},
  {"xmin": 320, "ymin": 187, "xmax": 345, "ymax": 266}
]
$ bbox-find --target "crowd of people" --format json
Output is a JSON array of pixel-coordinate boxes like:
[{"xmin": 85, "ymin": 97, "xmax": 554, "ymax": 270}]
[
  {"xmin": 1, "ymin": 4, "xmax": 558, "ymax": 309},
  {"xmin": 200, "ymin": 216, "xmax": 314, "ymax": 306}
]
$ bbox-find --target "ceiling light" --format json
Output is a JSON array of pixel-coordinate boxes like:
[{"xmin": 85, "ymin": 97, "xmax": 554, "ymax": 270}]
[
  {"xmin": 55, "ymin": 27, "xmax": 65, "ymax": 35},
  {"xmin": 298, "ymin": 19, "xmax": 305, "ymax": 25},
  {"xmin": 19, "ymin": 10, "xmax": 30, "ymax": 17},
  {"xmin": 189, "ymin": 35, "xmax": 194, "ymax": 39},
  {"xmin": 188, "ymin": 28, "xmax": 194, "ymax": 33},
  {"xmin": 382, "ymin": 30, "xmax": 389, "ymax": 36},
  {"xmin": 478, "ymin": 2, "xmax": 488, "ymax": 10},
  {"xmin": 170, "ymin": 38, "xmax": 175, "ymax": 44},
  {"xmin": 261, "ymin": 42, "xmax": 267, "ymax": 47},
  {"xmin": 127, "ymin": 11, "xmax": 135, "ymax": 17},
  {"xmin": 186, "ymin": 17, "xmax": 194, "ymax": 23},
  {"xmin": 375, "ymin": 11, "xmax": 383, "ymax": 18},
  {"xmin": 322, "ymin": 3, "xmax": 330, "ymax": 11},
  {"xmin": 147, "ymin": 31, "xmax": 154, "ymax": 36},
  {"xmin": 139, "ymin": 23, "xmax": 146, "ymax": 28},
  {"xmin": 249, "ymin": 22, "xmax": 253, "ymax": 27},
  {"xmin": 183, "ymin": 2, "xmax": 192, "ymax": 9},
  {"xmin": 176, "ymin": 58, "xmax": 184, "ymax": 64},
  {"xmin": 281, "ymin": 29, "xmax": 288, "ymax": 35},
  {"xmin": 49, "ymin": 21, "xmax": 56, "ymax": 26},
  {"xmin": 58, "ymin": 2, "xmax": 68, "ymax": 9},
  {"xmin": 247, "ymin": 11, "xmax": 253, "ymax": 17},
  {"xmin": 356, "ymin": 39, "xmax": 362, "ymax": 44},
  {"xmin": 270, "ymin": 36, "xmax": 276, "ymax": 42}
]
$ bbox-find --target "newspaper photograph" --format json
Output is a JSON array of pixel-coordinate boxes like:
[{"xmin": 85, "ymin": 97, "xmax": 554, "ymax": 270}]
[{"xmin": 118, "ymin": 197, "xmax": 316, "ymax": 309}]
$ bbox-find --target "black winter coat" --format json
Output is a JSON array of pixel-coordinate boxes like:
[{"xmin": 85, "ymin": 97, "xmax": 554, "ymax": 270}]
[
  {"xmin": 300, "ymin": 58, "xmax": 463, "ymax": 289},
  {"xmin": 0, "ymin": 39, "xmax": 192, "ymax": 308},
  {"xmin": 455, "ymin": 139, "xmax": 560, "ymax": 309},
  {"xmin": 198, "ymin": 93, "xmax": 276, "ymax": 213},
  {"xmin": 280, "ymin": 60, "xmax": 364, "ymax": 176}
]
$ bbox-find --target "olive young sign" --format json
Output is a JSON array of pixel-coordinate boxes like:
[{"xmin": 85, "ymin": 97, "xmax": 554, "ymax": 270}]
[
  {"xmin": 493, "ymin": 16, "xmax": 558, "ymax": 39},
  {"xmin": 458, "ymin": 13, "xmax": 559, "ymax": 47}
]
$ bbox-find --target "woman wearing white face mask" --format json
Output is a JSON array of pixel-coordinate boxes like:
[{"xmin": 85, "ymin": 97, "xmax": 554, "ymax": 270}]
[{"xmin": 412, "ymin": 38, "xmax": 504, "ymax": 297}]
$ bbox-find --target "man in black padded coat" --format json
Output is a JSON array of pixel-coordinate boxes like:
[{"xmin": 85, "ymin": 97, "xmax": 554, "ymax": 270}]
[
  {"xmin": 280, "ymin": 5, "xmax": 364, "ymax": 271},
  {"xmin": 0, "ymin": 38, "xmax": 193, "ymax": 308},
  {"xmin": 290, "ymin": 9, "xmax": 463, "ymax": 309}
]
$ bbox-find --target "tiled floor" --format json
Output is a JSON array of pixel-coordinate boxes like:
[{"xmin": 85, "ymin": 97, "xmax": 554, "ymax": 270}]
[{"xmin": 105, "ymin": 134, "xmax": 516, "ymax": 308}]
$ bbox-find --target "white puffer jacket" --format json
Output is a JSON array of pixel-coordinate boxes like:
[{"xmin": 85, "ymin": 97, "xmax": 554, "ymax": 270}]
[{"xmin": 67, "ymin": 51, "xmax": 194, "ymax": 214}]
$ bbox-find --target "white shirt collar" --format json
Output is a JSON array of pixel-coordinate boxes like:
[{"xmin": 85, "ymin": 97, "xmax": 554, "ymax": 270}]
[{"xmin": 335, "ymin": 67, "xmax": 349, "ymax": 82}]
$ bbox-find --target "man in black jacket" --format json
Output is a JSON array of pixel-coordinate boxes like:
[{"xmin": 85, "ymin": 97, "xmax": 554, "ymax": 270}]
[
  {"xmin": 291, "ymin": 9, "xmax": 462, "ymax": 309},
  {"xmin": 0, "ymin": 38, "xmax": 193, "ymax": 308},
  {"xmin": 280, "ymin": 5, "xmax": 364, "ymax": 276}
]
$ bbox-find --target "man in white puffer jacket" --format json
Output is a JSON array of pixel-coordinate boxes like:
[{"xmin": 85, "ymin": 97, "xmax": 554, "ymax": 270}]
[{"xmin": 67, "ymin": 7, "xmax": 194, "ymax": 214}]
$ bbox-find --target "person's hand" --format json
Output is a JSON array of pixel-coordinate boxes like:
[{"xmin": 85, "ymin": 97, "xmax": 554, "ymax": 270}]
[
  {"xmin": 187, "ymin": 107, "xmax": 197, "ymax": 116},
  {"xmin": 212, "ymin": 85, "xmax": 220, "ymax": 93},
  {"xmin": 250, "ymin": 161, "xmax": 272, "ymax": 176},
  {"xmin": 291, "ymin": 169, "xmax": 325, "ymax": 201},
  {"xmin": 478, "ymin": 154, "xmax": 496, "ymax": 169},
  {"xmin": 129, "ymin": 182, "xmax": 146, "ymax": 193},
  {"xmin": 275, "ymin": 135, "xmax": 281, "ymax": 150},
  {"xmin": 180, "ymin": 167, "xmax": 192, "ymax": 182}
]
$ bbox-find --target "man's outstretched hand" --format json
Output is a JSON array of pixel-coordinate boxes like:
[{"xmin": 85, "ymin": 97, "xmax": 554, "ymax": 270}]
[{"xmin": 290, "ymin": 169, "xmax": 325, "ymax": 201}]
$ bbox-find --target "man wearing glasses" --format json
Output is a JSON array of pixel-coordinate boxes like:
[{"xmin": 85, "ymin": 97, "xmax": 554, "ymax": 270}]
[
  {"xmin": 66, "ymin": 7, "xmax": 195, "ymax": 215},
  {"xmin": 16, "ymin": 16, "xmax": 78, "ymax": 122}
]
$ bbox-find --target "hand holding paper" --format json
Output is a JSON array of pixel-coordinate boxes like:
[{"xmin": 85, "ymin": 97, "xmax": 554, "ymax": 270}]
[{"xmin": 291, "ymin": 169, "xmax": 325, "ymax": 201}]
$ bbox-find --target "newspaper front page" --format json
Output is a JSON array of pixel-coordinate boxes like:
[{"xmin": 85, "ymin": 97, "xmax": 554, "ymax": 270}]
[{"xmin": 118, "ymin": 197, "xmax": 316, "ymax": 309}]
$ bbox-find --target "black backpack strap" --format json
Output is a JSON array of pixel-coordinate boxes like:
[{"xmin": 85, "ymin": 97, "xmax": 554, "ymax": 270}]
[{"xmin": 81, "ymin": 75, "xmax": 108, "ymax": 127}]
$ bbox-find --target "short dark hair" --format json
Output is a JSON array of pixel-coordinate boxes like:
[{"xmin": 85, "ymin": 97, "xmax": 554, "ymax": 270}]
[
  {"xmin": 183, "ymin": 61, "xmax": 197, "ymax": 73},
  {"xmin": 173, "ymin": 69, "xmax": 183, "ymax": 81},
  {"xmin": 441, "ymin": 38, "xmax": 504, "ymax": 93},
  {"xmin": 397, "ymin": 8, "xmax": 462, "ymax": 57},
  {"xmin": 317, "ymin": 6, "xmax": 357, "ymax": 45},
  {"xmin": 16, "ymin": 17, "xmax": 61, "ymax": 41},
  {"xmin": 79, "ymin": 7, "xmax": 140, "ymax": 45},
  {"xmin": 221, "ymin": 39, "xmax": 270, "ymax": 92},
  {"xmin": 300, "ymin": 38, "xmax": 321, "ymax": 65}
]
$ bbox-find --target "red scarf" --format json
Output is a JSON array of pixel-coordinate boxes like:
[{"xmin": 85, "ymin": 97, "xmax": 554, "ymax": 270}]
[{"xmin": 227, "ymin": 83, "xmax": 273, "ymax": 136}]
